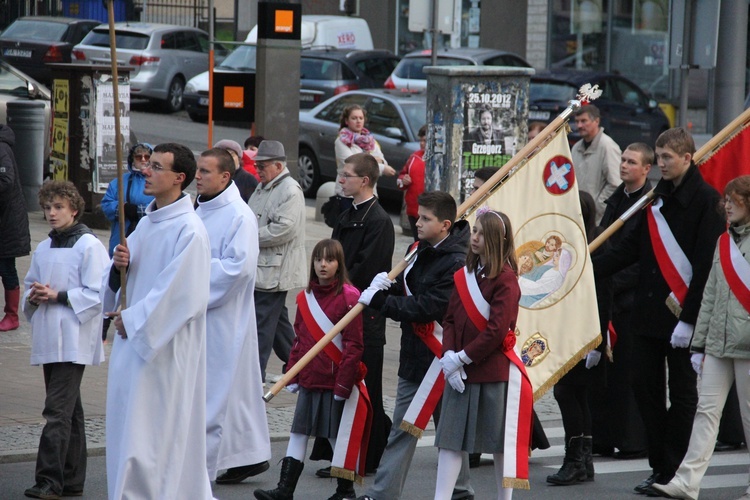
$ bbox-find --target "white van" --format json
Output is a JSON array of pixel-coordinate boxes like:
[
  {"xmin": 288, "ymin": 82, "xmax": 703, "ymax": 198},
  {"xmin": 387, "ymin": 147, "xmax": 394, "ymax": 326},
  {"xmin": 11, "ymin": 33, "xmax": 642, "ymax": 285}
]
[{"xmin": 246, "ymin": 15, "xmax": 374, "ymax": 50}]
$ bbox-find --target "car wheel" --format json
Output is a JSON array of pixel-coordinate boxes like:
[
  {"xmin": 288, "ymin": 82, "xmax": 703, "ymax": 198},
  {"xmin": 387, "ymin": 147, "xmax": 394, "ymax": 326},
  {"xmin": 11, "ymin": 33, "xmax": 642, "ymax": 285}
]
[
  {"xmin": 188, "ymin": 111, "xmax": 207, "ymax": 123},
  {"xmin": 298, "ymin": 147, "xmax": 320, "ymax": 197},
  {"xmin": 163, "ymin": 77, "xmax": 185, "ymax": 113}
]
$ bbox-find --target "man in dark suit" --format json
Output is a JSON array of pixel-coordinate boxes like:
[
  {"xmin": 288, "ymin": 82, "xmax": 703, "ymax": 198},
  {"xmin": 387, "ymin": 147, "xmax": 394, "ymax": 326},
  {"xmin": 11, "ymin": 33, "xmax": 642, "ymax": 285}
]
[
  {"xmin": 593, "ymin": 128, "xmax": 725, "ymax": 493},
  {"xmin": 589, "ymin": 142, "xmax": 653, "ymax": 459}
]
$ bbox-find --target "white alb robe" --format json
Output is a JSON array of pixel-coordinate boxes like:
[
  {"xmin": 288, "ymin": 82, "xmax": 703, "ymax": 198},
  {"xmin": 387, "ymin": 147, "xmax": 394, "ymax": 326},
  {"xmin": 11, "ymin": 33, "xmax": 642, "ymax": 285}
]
[
  {"xmin": 196, "ymin": 182, "xmax": 272, "ymax": 480},
  {"xmin": 23, "ymin": 233, "xmax": 109, "ymax": 366},
  {"xmin": 104, "ymin": 194, "xmax": 213, "ymax": 500}
]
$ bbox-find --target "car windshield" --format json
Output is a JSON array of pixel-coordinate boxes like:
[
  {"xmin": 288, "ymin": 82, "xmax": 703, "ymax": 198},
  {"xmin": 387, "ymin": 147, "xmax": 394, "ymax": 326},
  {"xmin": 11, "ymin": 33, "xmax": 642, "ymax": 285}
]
[
  {"xmin": 219, "ymin": 44, "xmax": 256, "ymax": 71},
  {"xmin": 0, "ymin": 65, "xmax": 32, "ymax": 96},
  {"xmin": 399, "ymin": 100, "xmax": 427, "ymax": 138},
  {"xmin": 81, "ymin": 29, "xmax": 150, "ymax": 50},
  {"xmin": 0, "ymin": 20, "xmax": 69, "ymax": 42},
  {"xmin": 530, "ymin": 81, "xmax": 577, "ymax": 102},
  {"xmin": 394, "ymin": 56, "xmax": 469, "ymax": 79}
]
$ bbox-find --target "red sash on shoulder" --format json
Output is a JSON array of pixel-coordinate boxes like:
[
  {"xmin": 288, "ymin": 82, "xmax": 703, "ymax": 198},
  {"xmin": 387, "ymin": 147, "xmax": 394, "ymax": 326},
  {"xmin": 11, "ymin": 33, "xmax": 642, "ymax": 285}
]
[
  {"xmin": 719, "ymin": 232, "xmax": 750, "ymax": 313},
  {"xmin": 454, "ymin": 266, "xmax": 532, "ymax": 490},
  {"xmin": 400, "ymin": 241, "xmax": 447, "ymax": 437},
  {"xmin": 646, "ymin": 199, "xmax": 693, "ymax": 314},
  {"xmin": 297, "ymin": 290, "xmax": 372, "ymax": 483}
]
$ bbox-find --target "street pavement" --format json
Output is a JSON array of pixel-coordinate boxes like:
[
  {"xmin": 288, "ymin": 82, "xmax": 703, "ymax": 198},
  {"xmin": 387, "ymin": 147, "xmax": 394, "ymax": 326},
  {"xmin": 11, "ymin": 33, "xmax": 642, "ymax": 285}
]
[{"xmin": 1, "ymin": 198, "xmax": 747, "ymax": 499}]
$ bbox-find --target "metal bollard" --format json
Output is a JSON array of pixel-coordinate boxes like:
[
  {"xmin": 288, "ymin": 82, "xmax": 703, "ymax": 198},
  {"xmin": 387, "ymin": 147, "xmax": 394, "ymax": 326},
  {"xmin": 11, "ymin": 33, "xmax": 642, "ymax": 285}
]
[{"xmin": 7, "ymin": 100, "xmax": 46, "ymax": 211}]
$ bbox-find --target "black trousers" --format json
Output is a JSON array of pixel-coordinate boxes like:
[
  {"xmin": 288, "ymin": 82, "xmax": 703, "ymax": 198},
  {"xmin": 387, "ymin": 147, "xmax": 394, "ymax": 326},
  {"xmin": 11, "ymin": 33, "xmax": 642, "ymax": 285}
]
[
  {"xmin": 36, "ymin": 362, "xmax": 87, "ymax": 493},
  {"xmin": 589, "ymin": 311, "xmax": 647, "ymax": 453},
  {"xmin": 632, "ymin": 335, "xmax": 697, "ymax": 478}
]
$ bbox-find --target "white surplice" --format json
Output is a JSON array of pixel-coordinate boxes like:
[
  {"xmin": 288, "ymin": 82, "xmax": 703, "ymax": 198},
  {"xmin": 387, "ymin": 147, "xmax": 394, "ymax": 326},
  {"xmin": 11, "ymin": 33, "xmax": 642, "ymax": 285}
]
[
  {"xmin": 103, "ymin": 194, "xmax": 213, "ymax": 500},
  {"xmin": 23, "ymin": 233, "xmax": 109, "ymax": 366},
  {"xmin": 196, "ymin": 182, "xmax": 271, "ymax": 480}
]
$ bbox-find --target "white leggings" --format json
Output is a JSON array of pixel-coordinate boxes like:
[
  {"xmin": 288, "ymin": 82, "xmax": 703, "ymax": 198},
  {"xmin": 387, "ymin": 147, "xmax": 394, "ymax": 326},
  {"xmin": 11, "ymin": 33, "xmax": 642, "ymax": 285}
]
[
  {"xmin": 286, "ymin": 432, "xmax": 337, "ymax": 462},
  {"xmin": 434, "ymin": 449, "xmax": 512, "ymax": 500}
]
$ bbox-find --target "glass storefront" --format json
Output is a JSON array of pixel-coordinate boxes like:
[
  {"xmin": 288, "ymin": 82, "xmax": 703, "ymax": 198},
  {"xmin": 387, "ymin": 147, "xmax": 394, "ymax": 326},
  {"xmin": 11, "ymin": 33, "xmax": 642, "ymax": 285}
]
[
  {"xmin": 548, "ymin": 0, "xmax": 670, "ymax": 99},
  {"xmin": 396, "ymin": 0, "xmax": 481, "ymax": 55}
]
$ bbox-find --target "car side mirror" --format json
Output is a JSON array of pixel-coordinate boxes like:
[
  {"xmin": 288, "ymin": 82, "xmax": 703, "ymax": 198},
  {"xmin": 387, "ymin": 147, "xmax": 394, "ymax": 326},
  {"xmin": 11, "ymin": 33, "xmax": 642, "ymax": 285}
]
[{"xmin": 384, "ymin": 127, "xmax": 407, "ymax": 141}]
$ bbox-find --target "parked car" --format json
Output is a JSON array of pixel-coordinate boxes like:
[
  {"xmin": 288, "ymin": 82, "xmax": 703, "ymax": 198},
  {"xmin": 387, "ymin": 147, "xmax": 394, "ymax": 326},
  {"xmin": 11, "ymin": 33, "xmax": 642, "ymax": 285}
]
[
  {"xmin": 298, "ymin": 89, "xmax": 425, "ymax": 199},
  {"xmin": 184, "ymin": 46, "xmax": 399, "ymax": 121},
  {"xmin": 385, "ymin": 47, "xmax": 531, "ymax": 91},
  {"xmin": 529, "ymin": 69, "xmax": 670, "ymax": 148},
  {"xmin": 0, "ymin": 60, "xmax": 51, "ymax": 159},
  {"xmin": 72, "ymin": 23, "xmax": 229, "ymax": 112},
  {"xmin": 0, "ymin": 16, "xmax": 100, "ymax": 85}
]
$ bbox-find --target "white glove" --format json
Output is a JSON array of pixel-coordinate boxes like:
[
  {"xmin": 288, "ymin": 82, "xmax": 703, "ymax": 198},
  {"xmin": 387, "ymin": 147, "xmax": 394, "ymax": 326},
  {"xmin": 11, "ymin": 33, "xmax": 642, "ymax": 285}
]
[
  {"xmin": 370, "ymin": 272, "xmax": 393, "ymax": 291},
  {"xmin": 691, "ymin": 353, "xmax": 705, "ymax": 375},
  {"xmin": 670, "ymin": 321, "xmax": 694, "ymax": 349},
  {"xmin": 585, "ymin": 350, "xmax": 601, "ymax": 369},
  {"xmin": 285, "ymin": 383, "xmax": 299, "ymax": 394},
  {"xmin": 358, "ymin": 287, "xmax": 378, "ymax": 306},
  {"xmin": 334, "ymin": 394, "xmax": 345, "ymax": 402},
  {"xmin": 447, "ymin": 366, "xmax": 467, "ymax": 393},
  {"xmin": 441, "ymin": 350, "xmax": 463, "ymax": 376}
]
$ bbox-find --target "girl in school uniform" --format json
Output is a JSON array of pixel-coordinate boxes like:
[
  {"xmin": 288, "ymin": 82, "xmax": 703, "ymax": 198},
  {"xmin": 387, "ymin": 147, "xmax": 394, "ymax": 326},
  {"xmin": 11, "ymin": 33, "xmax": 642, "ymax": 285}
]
[
  {"xmin": 433, "ymin": 207, "xmax": 530, "ymax": 500},
  {"xmin": 254, "ymin": 239, "xmax": 365, "ymax": 500}
]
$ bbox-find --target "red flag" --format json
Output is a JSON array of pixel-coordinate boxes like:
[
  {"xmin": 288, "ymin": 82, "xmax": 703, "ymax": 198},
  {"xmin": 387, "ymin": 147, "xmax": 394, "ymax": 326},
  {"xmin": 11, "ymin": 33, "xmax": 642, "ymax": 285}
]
[{"xmin": 699, "ymin": 126, "xmax": 750, "ymax": 193}]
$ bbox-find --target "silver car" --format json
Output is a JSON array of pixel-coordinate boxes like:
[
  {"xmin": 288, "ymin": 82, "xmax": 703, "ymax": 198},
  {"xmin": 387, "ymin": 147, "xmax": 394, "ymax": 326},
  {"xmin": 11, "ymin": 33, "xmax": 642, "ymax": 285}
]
[
  {"xmin": 298, "ymin": 89, "xmax": 425, "ymax": 201},
  {"xmin": 0, "ymin": 60, "xmax": 51, "ymax": 158},
  {"xmin": 72, "ymin": 23, "xmax": 226, "ymax": 112}
]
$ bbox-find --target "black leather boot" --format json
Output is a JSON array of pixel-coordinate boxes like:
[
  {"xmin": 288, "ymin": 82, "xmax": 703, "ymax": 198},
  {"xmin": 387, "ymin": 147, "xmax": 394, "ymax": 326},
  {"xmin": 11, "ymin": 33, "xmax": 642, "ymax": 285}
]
[
  {"xmin": 581, "ymin": 435, "xmax": 594, "ymax": 481},
  {"xmin": 546, "ymin": 435, "xmax": 587, "ymax": 485},
  {"xmin": 327, "ymin": 477, "xmax": 356, "ymax": 500},
  {"xmin": 254, "ymin": 457, "xmax": 304, "ymax": 500}
]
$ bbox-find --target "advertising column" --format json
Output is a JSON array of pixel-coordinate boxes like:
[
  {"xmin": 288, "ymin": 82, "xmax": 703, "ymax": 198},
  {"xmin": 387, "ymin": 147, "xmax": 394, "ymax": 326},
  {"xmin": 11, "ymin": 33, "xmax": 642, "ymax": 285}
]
[{"xmin": 423, "ymin": 66, "xmax": 534, "ymax": 201}]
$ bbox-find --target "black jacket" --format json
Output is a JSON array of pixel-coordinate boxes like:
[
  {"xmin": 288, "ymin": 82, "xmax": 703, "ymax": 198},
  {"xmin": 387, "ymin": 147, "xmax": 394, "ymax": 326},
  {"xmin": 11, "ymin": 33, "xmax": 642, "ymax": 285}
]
[
  {"xmin": 599, "ymin": 181, "xmax": 652, "ymax": 314},
  {"xmin": 0, "ymin": 124, "xmax": 30, "ymax": 259},
  {"xmin": 370, "ymin": 220, "xmax": 469, "ymax": 382},
  {"xmin": 593, "ymin": 164, "xmax": 724, "ymax": 338},
  {"xmin": 332, "ymin": 197, "xmax": 395, "ymax": 292}
]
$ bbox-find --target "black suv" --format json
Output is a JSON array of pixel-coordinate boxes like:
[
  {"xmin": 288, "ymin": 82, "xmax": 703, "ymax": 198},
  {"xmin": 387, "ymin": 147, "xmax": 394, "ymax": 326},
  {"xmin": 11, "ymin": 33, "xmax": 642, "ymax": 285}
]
[
  {"xmin": 183, "ymin": 46, "xmax": 400, "ymax": 121},
  {"xmin": 298, "ymin": 48, "xmax": 400, "ymax": 109}
]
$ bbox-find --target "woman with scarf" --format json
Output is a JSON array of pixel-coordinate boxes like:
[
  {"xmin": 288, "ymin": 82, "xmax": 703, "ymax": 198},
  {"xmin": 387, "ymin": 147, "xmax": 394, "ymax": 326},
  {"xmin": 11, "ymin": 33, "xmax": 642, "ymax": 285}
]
[{"xmin": 334, "ymin": 105, "xmax": 395, "ymax": 210}]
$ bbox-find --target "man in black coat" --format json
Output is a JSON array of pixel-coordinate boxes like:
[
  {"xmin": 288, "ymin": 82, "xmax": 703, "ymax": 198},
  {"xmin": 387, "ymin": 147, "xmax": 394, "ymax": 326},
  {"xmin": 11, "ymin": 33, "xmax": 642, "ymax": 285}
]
[
  {"xmin": 0, "ymin": 124, "xmax": 30, "ymax": 331},
  {"xmin": 593, "ymin": 128, "xmax": 725, "ymax": 493},
  {"xmin": 327, "ymin": 152, "xmax": 395, "ymax": 475},
  {"xmin": 589, "ymin": 142, "xmax": 653, "ymax": 458}
]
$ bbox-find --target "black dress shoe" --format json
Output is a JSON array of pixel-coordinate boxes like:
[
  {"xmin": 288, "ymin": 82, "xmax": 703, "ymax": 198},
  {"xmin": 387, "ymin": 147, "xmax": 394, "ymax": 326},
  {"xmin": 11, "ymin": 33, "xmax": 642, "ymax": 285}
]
[
  {"xmin": 215, "ymin": 461, "xmax": 270, "ymax": 484},
  {"xmin": 634, "ymin": 473, "xmax": 662, "ymax": 494},
  {"xmin": 24, "ymin": 483, "xmax": 60, "ymax": 500},
  {"xmin": 316, "ymin": 466, "xmax": 332, "ymax": 478},
  {"xmin": 612, "ymin": 449, "xmax": 648, "ymax": 459},
  {"xmin": 714, "ymin": 440, "xmax": 744, "ymax": 452},
  {"xmin": 61, "ymin": 487, "xmax": 83, "ymax": 497}
]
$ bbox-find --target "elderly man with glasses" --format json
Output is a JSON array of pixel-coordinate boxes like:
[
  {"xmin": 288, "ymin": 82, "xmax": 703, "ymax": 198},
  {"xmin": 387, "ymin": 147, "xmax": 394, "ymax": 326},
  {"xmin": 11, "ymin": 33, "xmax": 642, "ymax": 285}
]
[{"xmin": 247, "ymin": 140, "xmax": 307, "ymax": 382}]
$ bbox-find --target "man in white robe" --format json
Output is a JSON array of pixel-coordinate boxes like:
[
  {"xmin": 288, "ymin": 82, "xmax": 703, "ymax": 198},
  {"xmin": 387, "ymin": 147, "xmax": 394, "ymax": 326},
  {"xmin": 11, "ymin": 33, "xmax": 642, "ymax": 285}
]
[
  {"xmin": 195, "ymin": 147, "xmax": 272, "ymax": 484},
  {"xmin": 104, "ymin": 143, "xmax": 213, "ymax": 500}
]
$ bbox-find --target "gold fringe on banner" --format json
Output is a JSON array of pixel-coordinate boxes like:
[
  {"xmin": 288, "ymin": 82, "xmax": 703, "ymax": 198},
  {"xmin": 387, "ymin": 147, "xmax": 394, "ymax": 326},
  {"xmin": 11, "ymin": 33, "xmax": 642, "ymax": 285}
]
[
  {"xmin": 503, "ymin": 477, "xmax": 530, "ymax": 490},
  {"xmin": 533, "ymin": 336, "xmax": 602, "ymax": 401},
  {"xmin": 330, "ymin": 466, "xmax": 363, "ymax": 485},
  {"xmin": 398, "ymin": 420, "xmax": 425, "ymax": 439}
]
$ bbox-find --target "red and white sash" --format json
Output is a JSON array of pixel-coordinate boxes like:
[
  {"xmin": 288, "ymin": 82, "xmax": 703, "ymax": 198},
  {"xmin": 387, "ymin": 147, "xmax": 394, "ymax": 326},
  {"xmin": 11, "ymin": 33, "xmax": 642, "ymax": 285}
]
[
  {"xmin": 400, "ymin": 241, "xmax": 447, "ymax": 438},
  {"xmin": 719, "ymin": 232, "xmax": 750, "ymax": 313},
  {"xmin": 647, "ymin": 198, "xmax": 693, "ymax": 314},
  {"xmin": 454, "ymin": 266, "xmax": 533, "ymax": 490},
  {"xmin": 297, "ymin": 290, "xmax": 372, "ymax": 483}
]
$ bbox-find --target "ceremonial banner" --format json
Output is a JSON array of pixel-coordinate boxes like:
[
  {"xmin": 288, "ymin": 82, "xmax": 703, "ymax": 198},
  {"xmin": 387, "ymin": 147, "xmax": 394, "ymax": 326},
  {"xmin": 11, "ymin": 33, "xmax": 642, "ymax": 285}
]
[
  {"xmin": 698, "ymin": 124, "xmax": 750, "ymax": 194},
  {"xmin": 470, "ymin": 129, "xmax": 601, "ymax": 398}
]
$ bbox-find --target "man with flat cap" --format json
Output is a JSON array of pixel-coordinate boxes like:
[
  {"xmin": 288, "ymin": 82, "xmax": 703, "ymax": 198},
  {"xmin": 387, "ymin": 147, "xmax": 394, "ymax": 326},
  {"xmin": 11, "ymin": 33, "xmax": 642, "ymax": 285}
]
[{"xmin": 247, "ymin": 140, "xmax": 307, "ymax": 381}]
